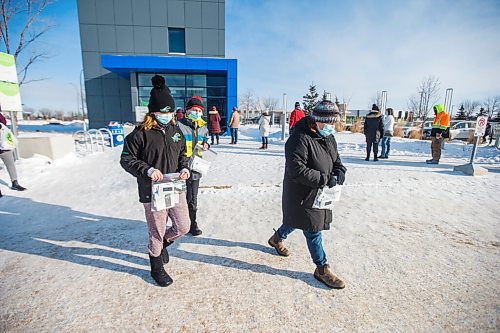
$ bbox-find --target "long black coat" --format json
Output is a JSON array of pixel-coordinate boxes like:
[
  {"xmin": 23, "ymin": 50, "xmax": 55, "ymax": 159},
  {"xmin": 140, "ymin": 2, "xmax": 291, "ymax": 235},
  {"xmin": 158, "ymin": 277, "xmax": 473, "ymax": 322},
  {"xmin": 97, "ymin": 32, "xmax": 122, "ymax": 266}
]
[
  {"xmin": 120, "ymin": 123, "xmax": 189, "ymax": 203},
  {"xmin": 282, "ymin": 117, "xmax": 346, "ymax": 232},
  {"xmin": 364, "ymin": 111, "xmax": 384, "ymax": 143}
]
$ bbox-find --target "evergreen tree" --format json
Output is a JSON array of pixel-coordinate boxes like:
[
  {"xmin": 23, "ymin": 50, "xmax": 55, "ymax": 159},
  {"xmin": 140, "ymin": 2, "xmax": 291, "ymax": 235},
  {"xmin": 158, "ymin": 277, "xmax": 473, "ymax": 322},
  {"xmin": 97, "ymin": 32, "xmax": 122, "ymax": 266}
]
[
  {"xmin": 455, "ymin": 104, "xmax": 467, "ymax": 120},
  {"xmin": 302, "ymin": 83, "xmax": 319, "ymax": 115}
]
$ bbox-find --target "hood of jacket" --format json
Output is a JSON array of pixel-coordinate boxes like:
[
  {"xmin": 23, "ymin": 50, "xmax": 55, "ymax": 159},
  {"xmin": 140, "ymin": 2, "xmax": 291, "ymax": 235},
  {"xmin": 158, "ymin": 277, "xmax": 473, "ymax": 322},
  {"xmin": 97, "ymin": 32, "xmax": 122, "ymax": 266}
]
[
  {"xmin": 434, "ymin": 104, "xmax": 445, "ymax": 114},
  {"xmin": 366, "ymin": 111, "xmax": 382, "ymax": 118}
]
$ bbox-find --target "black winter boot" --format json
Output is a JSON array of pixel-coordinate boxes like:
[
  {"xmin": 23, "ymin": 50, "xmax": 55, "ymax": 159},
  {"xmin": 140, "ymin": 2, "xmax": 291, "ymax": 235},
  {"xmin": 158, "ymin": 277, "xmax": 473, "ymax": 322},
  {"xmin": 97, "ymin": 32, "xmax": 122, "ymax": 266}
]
[
  {"xmin": 11, "ymin": 180, "xmax": 26, "ymax": 191},
  {"xmin": 0, "ymin": 189, "xmax": 3, "ymax": 198},
  {"xmin": 149, "ymin": 254, "xmax": 173, "ymax": 287},
  {"xmin": 189, "ymin": 222, "xmax": 202, "ymax": 236},
  {"xmin": 161, "ymin": 239, "xmax": 174, "ymax": 264}
]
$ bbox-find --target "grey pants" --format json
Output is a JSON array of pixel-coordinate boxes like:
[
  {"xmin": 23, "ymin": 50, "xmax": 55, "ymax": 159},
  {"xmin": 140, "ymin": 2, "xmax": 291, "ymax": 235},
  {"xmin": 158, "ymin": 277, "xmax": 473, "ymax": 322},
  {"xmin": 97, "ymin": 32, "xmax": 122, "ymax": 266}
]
[{"xmin": 0, "ymin": 150, "xmax": 17, "ymax": 182}]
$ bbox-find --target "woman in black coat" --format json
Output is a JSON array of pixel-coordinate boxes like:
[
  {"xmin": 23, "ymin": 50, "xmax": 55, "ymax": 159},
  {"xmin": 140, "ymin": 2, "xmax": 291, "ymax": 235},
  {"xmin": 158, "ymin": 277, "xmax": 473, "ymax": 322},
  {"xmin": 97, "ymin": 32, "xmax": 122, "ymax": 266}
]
[
  {"xmin": 267, "ymin": 100, "xmax": 347, "ymax": 289},
  {"xmin": 364, "ymin": 104, "xmax": 384, "ymax": 161}
]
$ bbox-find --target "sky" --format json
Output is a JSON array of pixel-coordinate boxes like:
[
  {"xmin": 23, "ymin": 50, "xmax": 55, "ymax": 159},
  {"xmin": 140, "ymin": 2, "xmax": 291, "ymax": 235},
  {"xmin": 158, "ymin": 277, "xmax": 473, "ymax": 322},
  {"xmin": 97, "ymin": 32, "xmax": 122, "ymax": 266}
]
[{"xmin": 2, "ymin": 0, "xmax": 500, "ymax": 115}]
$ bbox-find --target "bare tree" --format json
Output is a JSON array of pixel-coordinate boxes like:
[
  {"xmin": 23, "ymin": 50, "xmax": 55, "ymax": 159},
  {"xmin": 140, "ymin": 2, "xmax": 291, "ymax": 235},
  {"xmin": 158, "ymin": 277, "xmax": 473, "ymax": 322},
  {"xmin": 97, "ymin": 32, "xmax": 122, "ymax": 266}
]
[
  {"xmin": 406, "ymin": 94, "xmax": 420, "ymax": 115},
  {"xmin": 483, "ymin": 96, "xmax": 500, "ymax": 118},
  {"xmin": 238, "ymin": 89, "xmax": 255, "ymax": 122},
  {"xmin": 369, "ymin": 91, "xmax": 383, "ymax": 109},
  {"xmin": 38, "ymin": 107, "xmax": 52, "ymax": 119},
  {"xmin": 413, "ymin": 75, "xmax": 441, "ymax": 121},
  {"xmin": 0, "ymin": 0, "xmax": 52, "ymax": 85},
  {"xmin": 461, "ymin": 99, "xmax": 481, "ymax": 119},
  {"xmin": 261, "ymin": 96, "xmax": 279, "ymax": 111}
]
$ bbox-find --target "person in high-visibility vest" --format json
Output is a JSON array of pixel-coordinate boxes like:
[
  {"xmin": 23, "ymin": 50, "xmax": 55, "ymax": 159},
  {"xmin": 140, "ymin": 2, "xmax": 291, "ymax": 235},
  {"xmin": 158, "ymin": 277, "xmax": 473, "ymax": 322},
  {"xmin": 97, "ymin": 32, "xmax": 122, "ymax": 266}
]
[{"xmin": 426, "ymin": 104, "xmax": 450, "ymax": 164}]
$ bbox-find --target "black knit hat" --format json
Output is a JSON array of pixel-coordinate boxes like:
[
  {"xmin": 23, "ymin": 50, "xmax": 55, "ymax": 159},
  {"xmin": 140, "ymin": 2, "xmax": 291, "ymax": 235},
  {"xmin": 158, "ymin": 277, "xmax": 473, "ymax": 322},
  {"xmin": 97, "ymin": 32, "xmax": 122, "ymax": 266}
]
[
  {"xmin": 148, "ymin": 75, "xmax": 174, "ymax": 113},
  {"xmin": 294, "ymin": 102, "xmax": 300, "ymax": 108},
  {"xmin": 311, "ymin": 100, "xmax": 340, "ymax": 123},
  {"xmin": 371, "ymin": 104, "xmax": 380, "ymax": 111},
  {"xmin": 186, "ymin": 96, "xmax": 204, "ymax": 111}
]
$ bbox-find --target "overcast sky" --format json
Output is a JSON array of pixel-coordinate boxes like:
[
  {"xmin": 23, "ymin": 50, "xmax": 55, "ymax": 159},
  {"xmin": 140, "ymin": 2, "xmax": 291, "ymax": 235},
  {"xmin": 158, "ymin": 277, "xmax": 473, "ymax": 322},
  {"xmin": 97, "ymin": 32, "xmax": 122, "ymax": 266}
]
[{"xmin": 5, "ymin": 0, "xmax": 500, "ymax": 115}]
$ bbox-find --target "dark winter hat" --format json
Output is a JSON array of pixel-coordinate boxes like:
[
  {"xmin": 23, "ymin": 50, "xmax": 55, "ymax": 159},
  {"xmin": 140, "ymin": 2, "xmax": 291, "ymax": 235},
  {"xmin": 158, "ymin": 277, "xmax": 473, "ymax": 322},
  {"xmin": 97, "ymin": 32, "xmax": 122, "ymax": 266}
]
[
  {"xmin": 372, "ymin": 104, "xmax": 380, "ymax": 111},
  {"xmin": 311, "ymin": 100, "xmax": 341, "ymax": 123},
  {"xmin": 295, "ymin": 102, "xmax": 300, "ymax": 108},
  {"xmin": 148, "ymin": 84, "xmax": 175, "ymax": 113},
  {"xmin": 186, "ymin": 96, "xmax": 204, "ymax": 111},
  {"xmin": 232, "ymin": 106, "xmax": 238, "ymax": 111},
  {"xmin": 151, "ymin": 74, "xmax": 166, "ymax": 89}
]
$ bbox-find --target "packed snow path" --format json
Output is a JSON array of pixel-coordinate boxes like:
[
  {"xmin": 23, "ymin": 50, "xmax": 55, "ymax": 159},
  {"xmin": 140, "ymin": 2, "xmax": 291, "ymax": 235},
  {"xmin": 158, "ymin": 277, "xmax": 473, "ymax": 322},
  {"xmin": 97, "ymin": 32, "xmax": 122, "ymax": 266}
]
[{"xmin": 1, "ymin": 128, "xmax": 499, "ymax": 332}]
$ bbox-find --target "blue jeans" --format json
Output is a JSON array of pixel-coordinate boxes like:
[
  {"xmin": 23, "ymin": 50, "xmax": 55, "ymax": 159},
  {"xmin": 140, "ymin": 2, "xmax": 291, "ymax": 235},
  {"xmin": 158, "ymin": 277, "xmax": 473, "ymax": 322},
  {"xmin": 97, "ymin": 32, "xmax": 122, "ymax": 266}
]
[
  {"xmin": 277, "ymin": 224, "xmax": 327, "ymax": 267},
  {"xmin": 381, "ymin": 136, "xmax": 391, "ymax": 157},
  {"xmin": 230, "ymin": 128, "xmax": 238, "ymax": 144}
]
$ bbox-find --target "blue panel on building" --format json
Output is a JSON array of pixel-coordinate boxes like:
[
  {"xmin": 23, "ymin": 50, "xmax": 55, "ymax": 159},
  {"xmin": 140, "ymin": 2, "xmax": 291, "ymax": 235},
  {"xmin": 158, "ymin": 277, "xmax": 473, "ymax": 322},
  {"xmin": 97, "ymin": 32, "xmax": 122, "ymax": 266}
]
[{"xmin": 102, "ymin": 55, "xmax": 237, "ymax": 132}]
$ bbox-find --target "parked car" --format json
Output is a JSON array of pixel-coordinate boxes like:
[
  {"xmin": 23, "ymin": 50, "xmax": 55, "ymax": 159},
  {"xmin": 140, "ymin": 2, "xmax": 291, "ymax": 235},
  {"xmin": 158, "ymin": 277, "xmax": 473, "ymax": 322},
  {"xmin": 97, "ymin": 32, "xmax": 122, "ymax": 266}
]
[{"xmin": 449, "ymin": 121, "xmax": 476, "ymax": 140}]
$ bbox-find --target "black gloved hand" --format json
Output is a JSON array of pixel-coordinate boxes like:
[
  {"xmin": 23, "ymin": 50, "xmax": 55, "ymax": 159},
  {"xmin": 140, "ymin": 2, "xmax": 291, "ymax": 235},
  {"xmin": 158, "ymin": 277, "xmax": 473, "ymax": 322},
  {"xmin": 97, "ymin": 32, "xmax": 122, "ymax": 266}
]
[
  {"xmin": 333, "ymin": 169, "xmax": 346, "ymax": 185},
  {"xmin": 326, "ymin": 174, "xmax": 338, "ymax": 188}
]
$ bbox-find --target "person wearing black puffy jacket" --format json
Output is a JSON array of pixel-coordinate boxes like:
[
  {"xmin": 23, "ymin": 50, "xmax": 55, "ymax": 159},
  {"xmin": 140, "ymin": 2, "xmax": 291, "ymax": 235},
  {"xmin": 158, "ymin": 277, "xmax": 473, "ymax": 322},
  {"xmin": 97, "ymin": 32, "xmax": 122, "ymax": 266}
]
[{"xmin": 267, "ymin": 99, "xmax": 347, "ymax": 289}]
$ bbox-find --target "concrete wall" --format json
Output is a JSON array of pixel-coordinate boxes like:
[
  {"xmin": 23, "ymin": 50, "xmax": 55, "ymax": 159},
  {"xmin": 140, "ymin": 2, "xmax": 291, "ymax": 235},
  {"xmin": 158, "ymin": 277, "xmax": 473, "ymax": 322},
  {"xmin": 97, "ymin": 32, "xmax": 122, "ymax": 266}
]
[
  {"xmin": 18, "ymin": 136, "xmax": 74, "ymax": 160},
  {"xmin": 77, "ymin": 0, "xmax": 226, "ymax": 128}
]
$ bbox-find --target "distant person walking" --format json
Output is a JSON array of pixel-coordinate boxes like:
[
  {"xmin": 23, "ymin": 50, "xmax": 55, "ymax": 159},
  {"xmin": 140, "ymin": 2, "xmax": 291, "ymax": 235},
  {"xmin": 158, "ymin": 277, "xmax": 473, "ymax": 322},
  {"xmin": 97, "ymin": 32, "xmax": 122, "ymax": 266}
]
[
  {"xmin": 379, "ymin": 108, "xmax": 395, "ymax": 159},
  {"xmin": 120, "ymin": 75, "xmax": 190, "ymax": 287},
  {"xmin": 267, "ymin": 100, "xmax": 347, "ymax": 289},
  {"xmin": 426, "ymin": 104, "xmax": 450, "ymax": 164},
  {"xmin": 0, "ymin": 111, "xmax": 27, "ymax": 197},
  {"xmin": 229, "ymin": 107, "xmax": 240, "ymax": 144},
  {"xmin": 483, "ymin": 121, "xmax": 494, "ymax": 145},
  {"xmin": 364, "ymin": 104, "xmax": 384, "ymax": 161},
  {"xmin": 289, "ymin": 102, "xmax": 305, "ymax": 135},
  {"xmin": 208, "ymin": 105, "xmax": 221, "ymax": 145},
  {"xmin": 258, "ymin": 110, "xmax": 271, "ymax": 149}
]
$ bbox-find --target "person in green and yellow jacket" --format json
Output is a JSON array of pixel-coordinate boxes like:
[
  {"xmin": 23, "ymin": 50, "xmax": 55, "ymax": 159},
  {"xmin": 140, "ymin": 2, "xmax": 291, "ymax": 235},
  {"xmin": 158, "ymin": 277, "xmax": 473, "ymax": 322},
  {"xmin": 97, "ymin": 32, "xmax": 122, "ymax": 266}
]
[
  {"xmin": 177, "ymin": 96, "xmax": 210, "ymax": 235},
  {"xmin": 426, "ymin": 104, "xmax": 450, "ymax": 164}
]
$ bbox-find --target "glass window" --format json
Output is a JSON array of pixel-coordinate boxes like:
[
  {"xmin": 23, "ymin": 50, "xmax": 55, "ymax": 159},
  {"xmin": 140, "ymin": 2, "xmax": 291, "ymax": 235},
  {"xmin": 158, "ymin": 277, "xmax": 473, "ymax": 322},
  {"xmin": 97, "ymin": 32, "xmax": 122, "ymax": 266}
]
[
  {"xmin": 139, "ymin": 87, "xmax": 151, "ymax": 96},
  {"xmin": 174, "ymin": 98, "xmax": 185, "ymax": 110},
  {"xmin": 207, "ymin": 75, "xmax": 226, "ymax": 86},
  {"xmin": 186, "ymin": 74, "xmax": 206, "ymax": 87},
  {"xmin": 139, "ymin": 97, "xmax": 149, "ymax": 107},
  {"xmin": 207, "ymin": 87, "xmax": 226, "ymax": 97},
  {"xmin": 138, "ymin": 73, "xmax": 155, "ymax": 87},
  {"xmin": 187, "ymin": 87, "xmax": 206, "ymax": 97},
  {"xmin": 169, "ymin": 86, "xmax": 186, "ymax": 98},
  {"xmin": 165, "ymin": 74, "xmax": 185, "ymax": 87},
  {"xmin": 168, "ymin": 28, "xmax": 185, "ymax": 53}
]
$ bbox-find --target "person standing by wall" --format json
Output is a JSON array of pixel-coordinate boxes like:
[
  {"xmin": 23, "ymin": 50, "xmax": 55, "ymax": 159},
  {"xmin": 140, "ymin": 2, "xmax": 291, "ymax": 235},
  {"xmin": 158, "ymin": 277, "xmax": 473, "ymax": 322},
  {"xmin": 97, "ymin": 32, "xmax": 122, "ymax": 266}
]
[
  {"xmin": 364, "ymin": 104, "xmax": 384, "ymax": 161},
  {"xmin": 258, "ymin": 110, "xmax": 271, "ymax": 149},
  {"xmin": 120, "ymin": 77, "xmax": 190, "ymax": 287},
  {"xmin": 289, "ymin": 102, "xmax": 305, "ymax": 135},
  {"xmin": 0, "ymin": 111, "xmax": 27, "ymax": 197},
  {"xmin": 177, "ymin": 96, "xmax": 210, "ymax": 236},
  {"xmin": 229, "ymin": 107, "xmax": 240, "ymax": 144},
  {"xmin": 426, "ymin": 104, "xmax": 450, "ymax": 164},
  {"xmin": 379, "ymin": 108, "xmax": 395, "ymax": 159},
  {"xmin": 208, "ymin": 105, "xmax": 221, "ymax": 145},
  {"xmin": 267, "ymin": 100, "xmax": 347, "ymax": 289}
]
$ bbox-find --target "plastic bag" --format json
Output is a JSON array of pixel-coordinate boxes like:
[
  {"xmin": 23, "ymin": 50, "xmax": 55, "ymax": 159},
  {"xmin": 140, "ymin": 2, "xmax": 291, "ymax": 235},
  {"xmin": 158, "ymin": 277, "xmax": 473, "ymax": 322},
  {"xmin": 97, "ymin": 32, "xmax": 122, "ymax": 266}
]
[
  {"xmin": 188, "ymin": 145, "xmax": 218, "ymax": 175},
  {"xmin": 151, "ymin": 173, "xmax": 187, "ymax": 211},
  {"xmin": 0, "ymin": 124, "xmax": 17, "ymax": 150},
  {"xmin": 312, "ymin": 185, "xmax": 342, "ymax": 210}
]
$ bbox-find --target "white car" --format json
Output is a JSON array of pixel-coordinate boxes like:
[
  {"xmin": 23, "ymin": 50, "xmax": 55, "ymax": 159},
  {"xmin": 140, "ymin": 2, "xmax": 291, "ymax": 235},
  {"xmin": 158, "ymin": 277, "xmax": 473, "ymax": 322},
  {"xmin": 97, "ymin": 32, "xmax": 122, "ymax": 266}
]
[{"xmin": 449, "ymin": 121, "xmax": 476, "ymax": 140}]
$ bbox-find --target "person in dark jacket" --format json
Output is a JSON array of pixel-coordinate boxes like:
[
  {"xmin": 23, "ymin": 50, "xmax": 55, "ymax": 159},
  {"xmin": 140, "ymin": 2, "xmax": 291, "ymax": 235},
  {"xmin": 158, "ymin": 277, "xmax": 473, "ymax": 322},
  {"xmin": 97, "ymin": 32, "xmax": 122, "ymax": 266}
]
[
  {"xmin": 364, "ymin": 104, "xmax": 384, "ymax": 161},
  {"xmin": 267, "ymin": 100, "xmax": 347, "ymax": 289},
  {"xmin": 176, "ymin": 107, "xmax": 184, "ymax": 120},
  {"xmin": 120, "ymin": 75, "xmax": 190, "ymax": 287},
  {"xmin": 177, "ymin": 96, "xmax": 210, "ymax": 236},
  {"xmin": 0, "ymin": 111, "xmax": 26, "ymax": 197},
  {"xmin": 208, "ymin": 105, "xmax": 221, "ymax": 145}
]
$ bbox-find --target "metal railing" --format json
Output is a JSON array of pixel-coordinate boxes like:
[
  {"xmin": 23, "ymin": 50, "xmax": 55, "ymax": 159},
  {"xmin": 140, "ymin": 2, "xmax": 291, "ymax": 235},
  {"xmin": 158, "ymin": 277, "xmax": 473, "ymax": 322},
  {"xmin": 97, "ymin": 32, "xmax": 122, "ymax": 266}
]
[{"xmin": 73, "ymin": 128, "xmax": 114, "ymax": 154}]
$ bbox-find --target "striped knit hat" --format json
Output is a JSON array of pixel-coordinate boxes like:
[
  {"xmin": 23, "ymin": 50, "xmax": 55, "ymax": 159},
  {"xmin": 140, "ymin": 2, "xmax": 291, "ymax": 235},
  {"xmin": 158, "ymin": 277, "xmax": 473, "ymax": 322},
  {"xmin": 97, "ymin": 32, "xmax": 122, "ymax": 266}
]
[{"xmin": 311, "ymin": 100, "xmax": 340, "ymax": 123}]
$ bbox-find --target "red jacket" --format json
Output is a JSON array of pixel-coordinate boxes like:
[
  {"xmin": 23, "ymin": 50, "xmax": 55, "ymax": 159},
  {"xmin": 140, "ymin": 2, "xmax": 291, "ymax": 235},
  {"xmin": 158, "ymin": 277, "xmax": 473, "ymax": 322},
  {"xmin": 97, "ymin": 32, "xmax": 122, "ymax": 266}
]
[
  {"xmin": 289, "ymin": 108, "xmax": 305, "ymax": 128},
  {"xmin": 208, "ymin": 111, "xmax": 221, "ymax": 134}
]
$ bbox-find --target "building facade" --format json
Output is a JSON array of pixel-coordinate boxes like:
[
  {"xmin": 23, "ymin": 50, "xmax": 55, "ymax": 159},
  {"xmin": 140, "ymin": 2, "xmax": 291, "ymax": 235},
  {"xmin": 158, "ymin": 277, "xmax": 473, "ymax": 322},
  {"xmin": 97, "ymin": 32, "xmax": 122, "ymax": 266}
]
[{"xmin": 76, "ymin": 0, "xmax": 236, "ymax": 129}]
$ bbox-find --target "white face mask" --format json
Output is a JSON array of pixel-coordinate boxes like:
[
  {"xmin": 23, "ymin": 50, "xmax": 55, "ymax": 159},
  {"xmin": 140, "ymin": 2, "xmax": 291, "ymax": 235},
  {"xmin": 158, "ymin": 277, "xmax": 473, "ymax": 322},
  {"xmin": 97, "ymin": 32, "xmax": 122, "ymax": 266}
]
[{"xmin": 188, "ymin": 111, "xmax": 202, "ymax": 121}]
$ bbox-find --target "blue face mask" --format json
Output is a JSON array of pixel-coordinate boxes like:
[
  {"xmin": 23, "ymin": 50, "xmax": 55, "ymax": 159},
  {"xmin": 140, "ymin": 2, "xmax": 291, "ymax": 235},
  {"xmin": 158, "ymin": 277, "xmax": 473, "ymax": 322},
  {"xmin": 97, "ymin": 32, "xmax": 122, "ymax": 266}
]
[
  {"xmin": 188, "ymin": 111, "xmax": 202, "ymax": 121},
  {"xmin": 156, "ymin": 113, "xmax": 173, "ymax": 125},
  {"xmin": 318, "ymin": 124, "xmax": 335, "ymax": 137}
]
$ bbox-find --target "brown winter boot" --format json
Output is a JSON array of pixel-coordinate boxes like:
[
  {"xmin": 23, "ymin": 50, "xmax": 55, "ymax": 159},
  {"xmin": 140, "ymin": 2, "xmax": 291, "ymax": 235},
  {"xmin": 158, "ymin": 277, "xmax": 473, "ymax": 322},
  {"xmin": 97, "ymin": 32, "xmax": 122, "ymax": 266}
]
[
  {"xmin": 259, "ymin": 144, "xmax": 265, "ymax": 149},
  {"xmin": 314, "ymin": 264, "xmax": 345, "ymax": 289},
  {"xmin": 268, "ymin": 229, "xmax": 290, "ymax": 256}
]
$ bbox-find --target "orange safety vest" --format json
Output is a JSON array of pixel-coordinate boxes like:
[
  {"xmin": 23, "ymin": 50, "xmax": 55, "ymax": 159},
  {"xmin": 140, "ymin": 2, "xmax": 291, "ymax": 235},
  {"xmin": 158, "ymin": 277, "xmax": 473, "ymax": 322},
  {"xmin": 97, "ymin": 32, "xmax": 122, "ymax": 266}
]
[{"xmin": 432, "ymin": 111, "xmax": 450, "ymax": 130}]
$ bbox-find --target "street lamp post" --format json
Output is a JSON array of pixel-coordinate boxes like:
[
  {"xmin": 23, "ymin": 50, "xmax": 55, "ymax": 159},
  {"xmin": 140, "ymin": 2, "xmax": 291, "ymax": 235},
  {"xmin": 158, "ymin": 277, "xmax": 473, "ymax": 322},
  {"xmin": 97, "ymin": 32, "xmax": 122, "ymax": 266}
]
[{"xmin": 281, "ymin": 93, "xmax": 287, "ymax": 140}]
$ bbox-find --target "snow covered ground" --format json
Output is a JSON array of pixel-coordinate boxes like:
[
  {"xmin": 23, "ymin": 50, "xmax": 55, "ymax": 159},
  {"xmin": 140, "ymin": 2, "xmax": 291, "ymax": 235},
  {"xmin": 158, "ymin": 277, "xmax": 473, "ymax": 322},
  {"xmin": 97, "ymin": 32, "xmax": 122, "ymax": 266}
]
[{"xmin": 0, "ymin": 125, "xmax": 499, "ymax": 332}]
